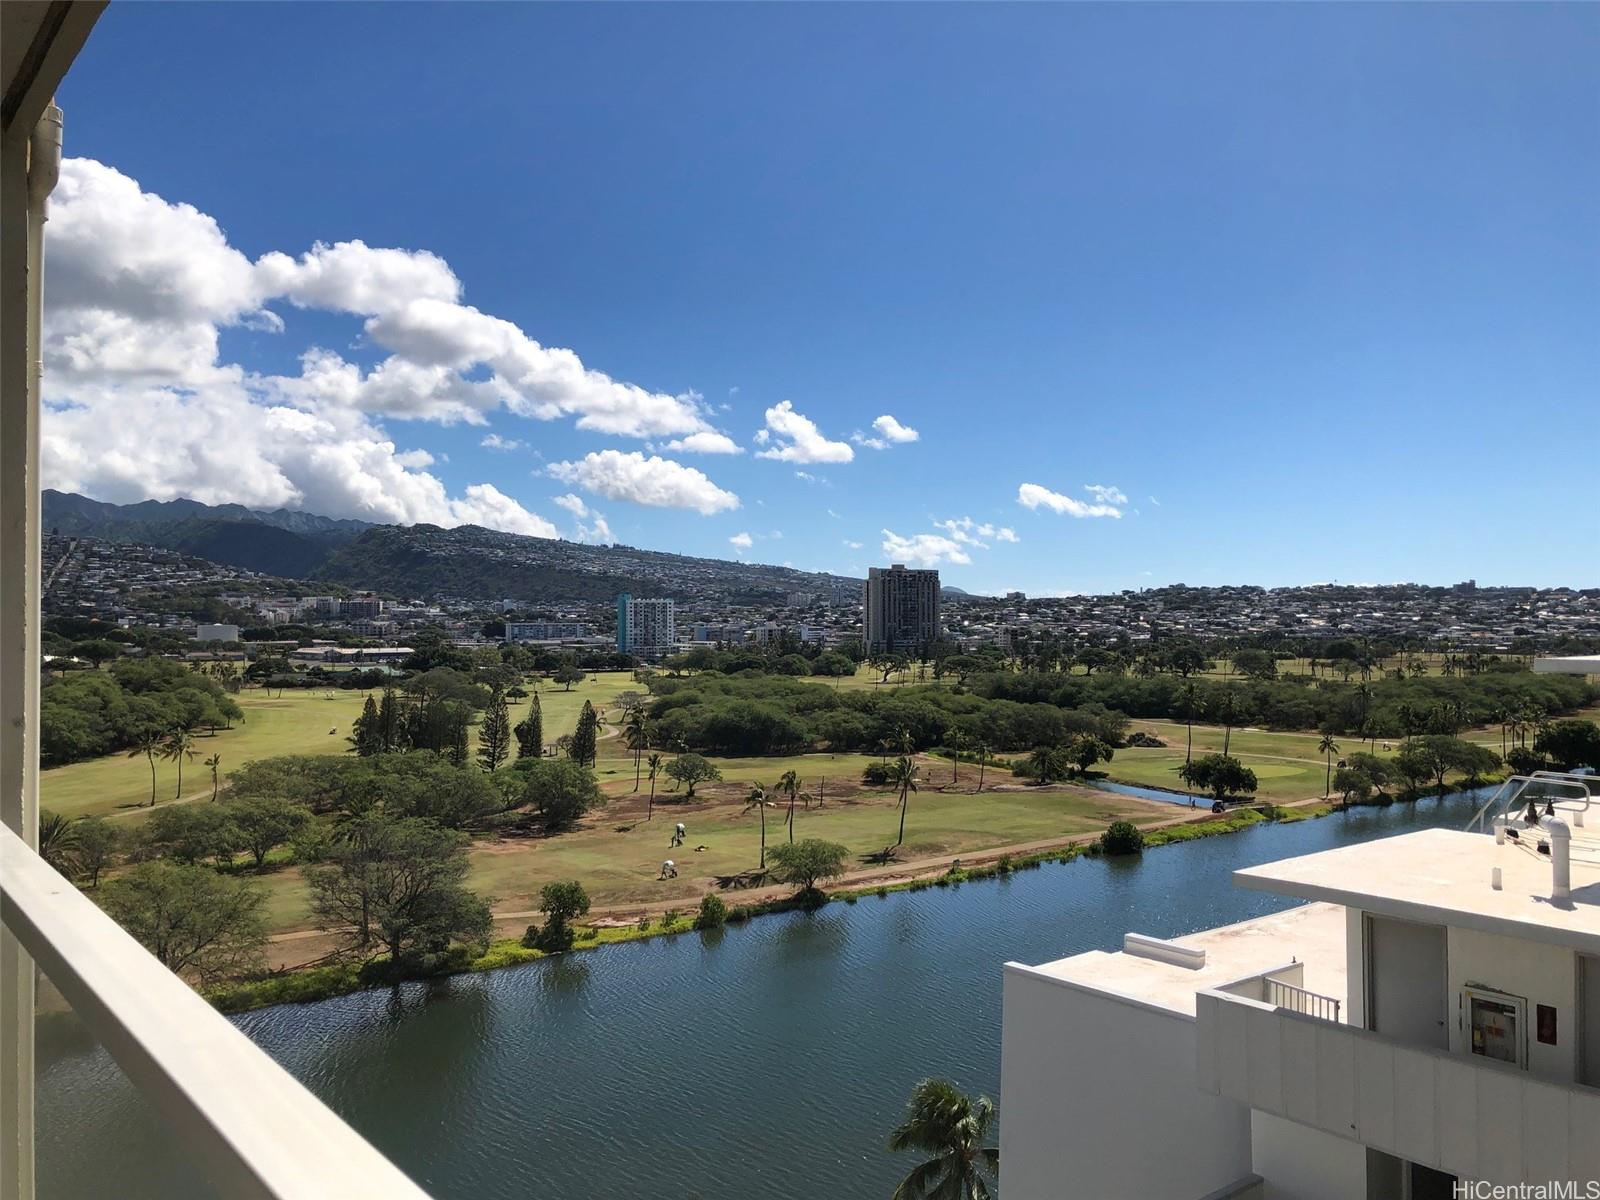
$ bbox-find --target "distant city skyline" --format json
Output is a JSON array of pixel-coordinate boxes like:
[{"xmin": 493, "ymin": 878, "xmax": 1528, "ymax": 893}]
[{"xmin": 43, "ymin": 4, "xmax": 1599, "ymax": 593}]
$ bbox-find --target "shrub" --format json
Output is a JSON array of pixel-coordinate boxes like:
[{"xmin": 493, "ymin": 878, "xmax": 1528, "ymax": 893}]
[
  {"xmin": 1100, "ymin": 821, "xmax": 1144, "ymax": 855},
  {"xmin": 693, "ymin": 893, "xmax": 728, "ymax": 930},
  {"xmin": 996, "ymin": 854, "xmax": 1013, "ymax": 875}
]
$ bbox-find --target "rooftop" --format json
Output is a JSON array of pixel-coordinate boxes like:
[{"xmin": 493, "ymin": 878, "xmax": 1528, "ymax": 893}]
[
  {"xmin": 1235, "ymin": 825, "xmax": 1600, "ymax": 955},
  {"xmin": 1020, "ymin": 902, "xmax": 1348, "ymax": 1017}
]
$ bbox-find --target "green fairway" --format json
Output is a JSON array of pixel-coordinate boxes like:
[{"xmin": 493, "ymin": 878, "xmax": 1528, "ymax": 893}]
[{"xmin": 39, "ymin": 670, "xmax": 642, "ymax": 820}]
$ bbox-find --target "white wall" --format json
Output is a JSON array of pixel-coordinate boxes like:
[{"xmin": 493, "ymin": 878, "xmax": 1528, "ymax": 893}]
[
  {"xmin": 1446, "ymin": 926, "xmax": 1577, "ymax": 1083},
  {"xmin": 1249, "ymin": 1112, "xmax": 1368, "ymax": 1200},
  {"xmin": 1001, "ymin": 964, "xmax": 1252, "ymax": 1200}
]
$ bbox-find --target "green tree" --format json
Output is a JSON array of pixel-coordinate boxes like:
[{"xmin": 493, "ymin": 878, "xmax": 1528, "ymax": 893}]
[
  {"xmin": 477, "ymin": 684, "xmax": 512, "ymax": 772},
  {"xmin": 1213, "ymin": 690, "xmax": 1242, "ymax": 756},
  {"xmin": 744, "ymin": 783, "xmax": 770, "ymax": 868},
  {"xmin": 1177, "ymin": 754, "xmax": 1258, "ymax": 805},
  {"xmin": 39, "ymin": 811, "xmax": 81, "ymax": 876},
  {"xmin": 553, "ymin": 662, "xmax": 585, "ymax": 691},
  {"xmin": 887, "ymin": 1079, "xmax": 999, "ymax": 1200},
  {"xmin": 766, "ymin": 838, "xmax": 849, "ymax": 896},
  {"xmin": 351, "ymin": 694, "xmax": 383, "ymax": 757},
  {"xmin": 1026, "ymin": 745, "xmax": 1070, "ymax": 785},
  {"xmin": 892, "ymin": 755, "xmax": 920, "ymax": 847},
  {"xmin": 524, "ymin": 879, "xmax": 591, "ymax": 952},
  {"xmin": 693, "ymin": 893, "xmax": 727, "ymax": 930},
  {"xmin": 1066, "ymin": 737, "xmax": 1112, "ymax": 776},
  {"xmin": 1317, "ymin": 732, "xmax": 1339, "ymax": 798},
  {"xmin": 1176, "ymin": 681, "xmax": 1201, "ymax": 777},
  {"xmin": 161, "ymin": 728, "xmax": 197, "ymax": 799},
  {"xmin": 666, "ymin": 753, "xmax": 721, "ymax": 797},
  {"xmin": 128, "ymin": 730, "xmax": 163, "ymax": 807},
  {"xmin": 142, "ymin": 803, "xmax": 241, "ymax": 866},
  {"xmin": 777, "ymin": 769, "xmax": 802, "ymax": 842},
  {"xmin": 307, "ymin": 814, "xmax": 491, "ymax": 967},
  {"xmin": 974, "ymin": 740, "xmax": 989, "ymax": 794},
  {"xmin": 1534, "ymin": 719, "xmax": 1600, "ymax": 771},
  {"xmin": 73, "ymin": 816, "xmax": 121, "ymax": 887},
  {"xmin": 514, "ymin": 692, "xmax": 543, "ymax": 761},
  {"xmin": 226, "ymin": 795, "xmax": 310, "ymax": 869},
  {"xmin": 1100, "ymin": 820, "xmax": 1144, "ymax": 855},
  {"xmin": 645, "ymin": 752, "xmax": 664, "ymax": 820},
  {"xmin": 203, "ymin": 752, "xmax": 223, "ymax": 800},
  {"xmin": 623, "ymin": 706, "xmax": 648, "ymax": 790},
  {"xmin": 569, "ymin": 701, "xmax": 599, "ymax": 768},
  {"xmin": 100, "ymin": 862, "xmax": 267, "ymax": 984},
  {"xmin": 520, "ymin": 759, "xmax": 606, "ymax": 829}
]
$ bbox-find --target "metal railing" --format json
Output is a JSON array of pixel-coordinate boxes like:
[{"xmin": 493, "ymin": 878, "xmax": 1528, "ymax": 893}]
[
  {"xmin": 1265, "ymin": 976, "xmax": 1341, "ymax": 1023},
  {"xmin": 1465, "ymin": 771, "xmax": 1596, "ymax": 834},
  {"xmin": 0, "ymin": 823, "xmax": 432, "ymax": 1200}
]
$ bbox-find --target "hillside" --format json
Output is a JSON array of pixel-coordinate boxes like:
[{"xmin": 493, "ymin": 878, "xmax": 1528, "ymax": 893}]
[{"xmin": 42, "ymin": 491, "xmax": 862, "ymax": 604}]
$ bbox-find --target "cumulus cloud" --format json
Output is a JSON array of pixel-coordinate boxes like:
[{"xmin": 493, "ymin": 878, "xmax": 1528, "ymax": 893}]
[
  {"xmin": 481, "ymin": 434, "xmax": 523, "ymax": 451},
  {"xmin": 1085, "ymin": 484, "xmax": 1128, "ymax": 506},
  {"xmin": 1017, "ymin": 483, "xmax": 1125, "ymax": 519},
  {"xmin": 854, "ymin": 413, "xmax": 921, "ymax": 450},
  {"xmin": 729, "ymin": 531, "xmax": 754, "ymax": 549},
  {"xmin": 551, "ymin": 493, "xmax": 589, "ymax": 518},
  {"xmin": 881, "ymin": 529, "xmax": 971, "ymax": 568},
  {"xmin": 547, "ymin": 450, "xmax": 739, "ymax": 515},
  {"xmin": 844, "ymin": 539, "xmax": 864, "ymax": 550},
  {"xmin": 755, "ymin": 401, "xmax": 853, "ymax": 464},
  {"xmin": 39, "ymin": 158, "xmax": 734, "ymax": 535},
  {"xmin": 663, "ymin": 431, "xmax": 743, "ymax": 455}
]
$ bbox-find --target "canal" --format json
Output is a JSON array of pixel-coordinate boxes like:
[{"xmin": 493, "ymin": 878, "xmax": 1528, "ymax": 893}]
[{"xmin": 36, "ymin": 790, "xmax": 1491, "ymax": 1199}]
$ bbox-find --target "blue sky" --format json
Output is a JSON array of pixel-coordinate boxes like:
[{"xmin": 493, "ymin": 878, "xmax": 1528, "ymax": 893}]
[{"xmin": 46, "ymin": 3, "xmax": 1599, "ymax": 593}]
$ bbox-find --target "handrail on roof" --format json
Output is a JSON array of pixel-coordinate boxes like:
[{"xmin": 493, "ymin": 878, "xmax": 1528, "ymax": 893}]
[
  {"xmin": 0, "ymin": 823, "xmax": 432, "ymax": 1200},
  {"xmin": 1465, "ymin": 770, "xmax": 1596, "ymax": 834}
]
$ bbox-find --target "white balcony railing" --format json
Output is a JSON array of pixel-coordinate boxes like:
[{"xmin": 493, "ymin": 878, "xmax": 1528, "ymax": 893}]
[
  {"xmin": 1195, "ymin": 986, "xmax": 1600, "ymax": 1187},
  {"xmin": 0, "ymin": 823, "xmax": 432, "ymax": 1199}
]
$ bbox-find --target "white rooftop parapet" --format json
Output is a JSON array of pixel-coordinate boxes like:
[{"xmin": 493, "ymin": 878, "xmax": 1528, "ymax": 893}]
[{"xmin": 1123, "ymin": 932, "xmax": 1207, "ymax": 969}]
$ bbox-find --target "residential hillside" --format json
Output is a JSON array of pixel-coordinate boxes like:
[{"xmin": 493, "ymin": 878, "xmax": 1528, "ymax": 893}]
[{"xmin": 41, "ymin": 491, "xmax": 863, "ymax": 604}]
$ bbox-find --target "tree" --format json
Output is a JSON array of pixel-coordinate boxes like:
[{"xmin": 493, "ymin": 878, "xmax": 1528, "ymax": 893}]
[
  {"xmin": 1317, "ymin": 732, "xmax": 1339, "ymax": 798},
  {"xmin": 623, "ymin": 707, "xmax": 648, "ymax": 790},
  {"xmin": 377, "ymin": 684, "xmax": 403, "ymax": 753},
  {"xmin": 766, "ymin": 838, "xmax": 849, "ymax": 896},
  {"xmin": 1534, "ymin": 719, "xmax": 1600, "ymax": 771},
  {"xmin": 73, "ymin": 816, "xmax": 121, "ymax": 887},
  {"xmin": 142, "ymin": 803, "xmax": 241, "ymax": 866},
  {"xmin": 744, "ymin": 783, "xmax": 770, "ymax": 868},
  {"xmin": 1066, "ymin": 737, "xmax": 1112, "ymax": 776},
  {"xmin": 100, "ymin": 862, "xmax": 267, "ymax": 984},
  {"xmin": 552, "ymin": 662, "xmax": 585, "ymax": 691},
  {"xmin": 1100, "ymin": 820, "xmax": 1144, "ymax": 855},
  {"xmin": 226, "ymin": 795, "xmax": 310, "ymax": 869},
  {"xmin": 645, "ymin": 752, "xmax": 664, "ymax": 820},
  {"xmin": 128, "ymin": 730, "xmax": 163, "ymax": 807},
  {"xmin": 1177, "ymin": 754, "xmax": 1257, "ymax": 805},
  {"xmin": 477, "ymin": 684, "xmax": 512, "ymax": 772},
  {"xmin": 514, "ymin": 692, "xmax": 543, "ymax": 761},
  {"xmin": 777, "ymin": 769, "xmax": 802, "ymax": 842},
  {"xmin": 39, "ymin": 811, "xmax": 81, "ymax": 876},
  {"xmin": 693, "ymin": 893, "xmax": 727, "ymax": 930},
  {"xmin": 161, "ymin": 728, "xmax": 197, "ymax": 799},
  {"xmin": 887, "ymin": 1079, "xmax": 999, "ymax": 1200},
  {"xmin": 351, "ymin": 695, "xmax": 383, "ymax": 757},
  {"xmin": 666, "ymin": 753, "xmax": 721, "ymax": 798},
  {"xmin": 1026, "ymin": 745, "xmax": 1070, "ymax": 785},
  {"xmin": 974, "ymin": 740, "xmax": 989, "ymax": 794},
  {"xmin": 1213, "ymin": 690, "xmax": 1242, "ymax": 756},
  {"xmin": 569, "ymin": 701, "xmax": 599, "ymax": 768},
  {"xmin": 1176, "ymin": 682, "xmax": 1201, "ymax": 777},
  {"xmin": 892, "ymin": 756, "xmax": 920, "ymax": 847},
  {"xmin": 307, "ymin": 814, "xmax": 491, "ymax": 967},
  {"xmin": 520, "ymin": 759, "xmax": 606, "ymax": 830},
  {"xmin": 524, "ymin": 880, "xmax": 590, "ymax": 952},
  {"xmin": 1232, "ymin": 648, "xmax": 1277, "ymax": 681},
  {"xmin": 203, "ymin": 752, "xmax": 223, "ymax": 800}
]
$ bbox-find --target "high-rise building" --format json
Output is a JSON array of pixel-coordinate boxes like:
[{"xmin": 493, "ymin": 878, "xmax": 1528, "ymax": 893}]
[
  {"xmin": 616, "ymin": 594, "xmax": 675, "ymax": 657},
  {"xmin": 863, "ymin": 564, "xmax": 941, "ymax": 654}
]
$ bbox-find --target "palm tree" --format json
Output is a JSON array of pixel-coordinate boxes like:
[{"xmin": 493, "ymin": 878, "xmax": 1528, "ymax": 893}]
[
  {"xmin": 623, "ymin": 708, "xmax": 647, "ymax": 790},
  {"xmin": 947, "ymin": 730, "xmax": 963, "ymax": 786},
  {"xmin": 127, "ymin": 731, "xmax": 163, "ymax": 807},
  {"xmin": 1214, "ymin": 690, "xmax": 1241, "ymax": 756},
  {"xmin": 203, "ymin": 753, "xmax": 222, "ymax": 801},
  {"xmin": 1317, "ymin": 733, "xmax": 1338, "ymax": 798},
  {"xmin": 744, "ymin": 783, "xmax": 769, "ymax": 868},
  {"xmin": 38, "ymin": 811, "xmax": 80, "ymax": 877},
  {"xmin": 777, "ymin": 769, "xmax": 801, "ymax": 843},
  {"xmin": 891, "ymin": 756, "xmax": 920, "ymax": 848},
  {"xmin": 1177, "ymin": 682, "xmax": 1201, "ymax": 771},
  {"xmin": 161, "ymin": 729, "xmax": 197, "ymax": 799},
  {"xmin": 974, "ymin": 741, "xmax": 989, "ymax": 794},
  {"xmin": 645, "ymin": 753, "xmax": 663, "ymax": 821},
  {"xmin": 887, "ymin": 1079, "xmax": 999, "ymax": 1200}
]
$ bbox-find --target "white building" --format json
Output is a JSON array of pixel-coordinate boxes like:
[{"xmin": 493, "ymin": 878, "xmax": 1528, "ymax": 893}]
[
  {"xmin": 193, "ymin": 623, "xmax": 240, "ymax": 642},
  {"xmin": 1001, "ymin": 770, "xmax": 1600, "ymax": 1200},
  {"xmin": 616, "ymin": 593, "xmax": 674, "ymax": 657},
  {"xmin": 505, "ymin": 620, "xmax": 591, "ymax": 643}
]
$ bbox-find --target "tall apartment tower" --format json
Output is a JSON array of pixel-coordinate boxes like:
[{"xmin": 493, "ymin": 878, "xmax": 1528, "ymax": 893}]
[
  {"xmin": 863, "ymin": 564, "xmax": 941, "ymax": 654},
  {"xmin": 616, "ymin": 593, "xmax": 675, "ymax": 657}
]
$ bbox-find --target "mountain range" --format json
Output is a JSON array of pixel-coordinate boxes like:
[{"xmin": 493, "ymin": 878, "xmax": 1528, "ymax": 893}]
[{"xmin": 42, "ymin": 490, "xmax": 865, "ymax": 605}]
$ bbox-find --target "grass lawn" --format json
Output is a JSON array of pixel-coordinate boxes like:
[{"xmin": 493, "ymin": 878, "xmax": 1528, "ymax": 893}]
[{"xmin": 40, "ymin": 670, "xmax": 643, "ymax": 821}]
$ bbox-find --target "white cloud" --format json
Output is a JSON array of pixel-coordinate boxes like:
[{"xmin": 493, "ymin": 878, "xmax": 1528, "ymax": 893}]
[
  {"xmin": 1148, "ymin": 495, "xmax": 1161, "ymax": 507},
  {"xmin": 881, "ymin": 529, "xmax": 971, "ymax": 567},
  {"xmin": 844, "ymin": 539, "xmax": 864, "ymax": 550},
  {"xmin": 481, "ymin": 434, "xmax": 523, "ymax": 451},
  {"xmin": 40, "ymin": 158, "xmax": 723, "ymax": 534},
  {"xmin": 663, "ymin": 431, "xmax": 743, "ymax": 455},
  {"xmin": 1085, "ymin": 484, "xmax": 1128, "ymax": 506},
  {"xmin": 755, "ymin": 401, "xmax": 853, "ymax": 464},
  {"xmin": 574, "ymin": 514, "xmax": 614, "ymax": 544},
  {"xmin": 852, "ymin": 413, "xmax": 921, "ymax": 451},
  {"xmin": 1017, "ymin": 483, "xmax": 1125, "ymax": 519},
  {"xmin": 993, "ymin": 526, "xmax": 1020, "ymax": 543},
  {"xmin": 547, "ymin": 450, "xmax": 739, "ymax": 515},
  {"xmin": 552, "ymin": 493, "xmax": 589, "ymax": 518},
  {"xmin": 729, "ymin": 532, "xmax": 754, "ymax": 549}
]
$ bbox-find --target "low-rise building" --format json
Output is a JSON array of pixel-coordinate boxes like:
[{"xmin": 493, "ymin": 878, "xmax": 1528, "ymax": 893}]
[{"xmin": 193, "ymin": 623, "xmax": 240, "ymax": 642}]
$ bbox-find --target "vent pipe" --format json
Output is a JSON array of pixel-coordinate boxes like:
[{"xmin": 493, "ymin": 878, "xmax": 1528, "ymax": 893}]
[{"xmin": 1541, "ymin": 814, "xmax": 1572, "ymax": 904}]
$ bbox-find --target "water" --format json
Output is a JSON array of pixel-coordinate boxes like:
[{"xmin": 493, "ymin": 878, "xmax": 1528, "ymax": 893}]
[
  {"xmin": 35, "ymin": 790, "xmax": 1493, "ymax": 1200},
  {"xmin": 1085, "ymin": 778, "xmax": 1201, "ymax": 806}
]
